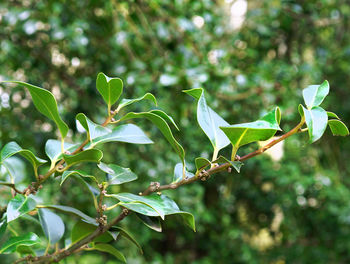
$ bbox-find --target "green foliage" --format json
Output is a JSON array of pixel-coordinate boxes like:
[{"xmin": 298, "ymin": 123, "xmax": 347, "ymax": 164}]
[{"xmin": 38, "ymin": 208, "xmax": 65, "ymax": 244}]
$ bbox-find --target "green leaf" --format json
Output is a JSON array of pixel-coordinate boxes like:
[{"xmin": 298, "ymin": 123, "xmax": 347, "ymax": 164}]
[
  {"xmin": 195, "ymin": 157, "xmax": 211, "ymax": 171},
  {"xmin": 38, "ymin": 208, "xmax": 65, "ymax": 244},
  {"xmin": 213, "ymin": 156, "xmax": 243, "ymax": 173},
  {"xmin": 302, "ymin": 80, "xmax": 329, "ymax": 109},
  {"xmin": 172, "ymin": 163, "xmax": 194, "ymax": 183},
  {"xmin": 108, "ymin": 193, "xmax": 196, "ymax": 231},
  {"xmin": 97, "ymin": 162, "xmax": 137, "ymax": 185},
  {"xmin": 135, "ymin": 213, "xmax": 162, "ymax": 232},
  {"xmin": 63, "ymin": 149, "xmax": 103, "ymax": 167},
  {"xmin": 61, "ymin": 170, "xmax": 97, "ymax": 186},
  {"xmin": 2, "ymin": 157, "xmax": 26, "ymax": 183},
  {"xmin": 0, "ymin": 216, "xmax": 7, "ymax": 238},
  {"xmin": 327, "ymin": 111, "xmax": 340, "ymax": 119},
  {"xmin": 0, "ymin": 142, "xmax": 46, "ymax": 175},
  {"xmin": 71, "ymin": 221, "xmax": 117, "ymax": 244},
  {"xmin": 4, "ymin": 81, "xmax": 69, "ymax": 138},
  {"xmin": 119, "ymin": 111, "xmax": 185, "ymax": 164},
  {"xmin": 45, "ymin": 139, "xmax": 78, "ymax": 164},
  {"xmin": 37, "ymin": 205, "xmax": 96, "ymax": 225},
  {"xmin": 184, "ymin": 88, "xmax": 230, "ymax": 152},
  {"xmin": 116, "ymin": 92, "xmax": 157, "ymax": 112},
  {"xmin": 328, "ymin": 120, "xmax": 349, "ymax": 136},
  {"xmin": 112, "ymin": 226, "xmax": 143, "ymax": 253},
  {"xmin": 0, "ymin": 232, "xmax": 41, "ymax": 254},
  {"xmin": 7, "ymin": 194, "xmax": 36, "ymax": 223},
  {"xmin": 92, "ymin": 243, "xmax": 126, "ymax": 263},
  {"xmin": 96, "ymin": 72, "xmax": 123, "ymax": 110},
  {"xmin": 299, "ymin": 105, "xmax": 328, "ymax": 143},
  {"xmin": 150, "ymin": 110, "xmax": 179, "ymax": 130},
  {"xmin": 89, "ymin": 124, "xmax": 153, "ymax": 147},
  {"xmin": 76, "ymin": 113, "xmax": 111, "ymax": 141},
  {"xmin": 220, "ymin": 107, "xmax": 281, "ymax": 148}
]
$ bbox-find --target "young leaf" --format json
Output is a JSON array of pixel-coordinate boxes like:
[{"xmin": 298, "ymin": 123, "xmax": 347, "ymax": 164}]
[
  {"xmin": 302, "ymin": 80, "xmax": 329, "ymax": 109},
  {"xmin": 60, "ymin": 170, "xmax": 97, "ymax": 186},
  {"xmin": 0, "ymin": 232, "xmax": 41, "ymax": 254},
  {"xmin": 212, "ymin": 156, "xmax": 243, "ymax": 173},
  {"xmin": 92, "ymin": 243, "xmax": 126, "ymax": 263},
  {"xmin": 328, "ymin": 120, "xmax": 349, "ymax": 136},
  {"xmin": 173, "ymin": 163, "xmax": 194, "ymax": 183},
  {"xmin": 116, "ymin": 92, "xmax": 157, "ymax": 112},
  {"xmin": 135, "ymin": 213, "xmax": 162, "ymax": 232},
  {"xmin": 112, "ymin": 226, "xmax": 143, "ymax": 253},
  {"xmin": 71, "ymin": 221, "xmax": 117, "ymax": 244},
  {"xmin": 4, "ymin": 81, "xmax": 69, "ymax": 138},
  {"xmin": 195, "ymin": 157, "xmax": 211, "ymax": 171},
  {"xmin": 89, "ymin": 124, "xmax": 153, "ymax": 147},
  {"xmin": 327, "ymin": 111, "xmax": 340, "ymax": 119},
  {"xmin": 45, "ymin": 139, "xmax": 78, "ymax": 164},
  {"xmin": 76, "ymin": 113, "xmax": 111, "ymax": 141},
  {"xmin": 1, "ymin": 142, "xmax": 46, "ymax": 176},
  {"xmin": 183, "ymin": 88, "xmax": 230, "ymax": 152},
  {"xmin": 38, "ymin": 208, "xmax": 65, "ymax": 244},
  {"xmin": 62, "ymin": 149, "xmax": 103, "ymax": 167},
  {"xmin": 220, "ymin": 107, "xmax": 282, "ymax": 148},
  {"xmin": 37, "ymin": 205, "xmax": 96, "ymax": 225},
  {"xmin": 118, "ymin": 111, "xmax": 185, "ymax": 164},
  {"xmin": 97, "ymin": 162, "xmax": 137, "ymax": 185},
  {"xmin": 299, "ymin": 105, "xmax": 328, "ymax": 143},
  {"xmin": 96, "ymin": 73, "xmax": 123, "ymax": 111},
  {"xmin": 7, "ymin": 194, "xmax": 36, "ymax": 223}
]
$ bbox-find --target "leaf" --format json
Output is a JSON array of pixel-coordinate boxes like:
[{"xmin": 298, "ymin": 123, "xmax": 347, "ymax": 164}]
[
  {"xmin": 71, "ymin": 221, "xmax": 117, "ymax": 244},
  {"xmin": 195, "ymin": 157, "xmax": 211, "ymax": 171},
  {"xmin": 172, "ymin": 163, "xmax": 194, "ymax": 183},
  {"xmin": 108, "ymin": 193, "xmax": 196, "ymax": 231},
  {"xmin": 327, "ymin": 111, "xmax": 340, "ymax": 119},
  {"xmin": 89, "ymin": 124, "xmax": 153, "ymax": 147},
  {"xmin": 7, "ymin": 194, "xmax": 36, "ymax": 223},
  {"xmin": 112, "ymin": 226, "xmax": 143, "ymax": 253},
  {"xmin": 60, "ymin": 170, "xmax": 97, "ymax": 186},
  {"xmin": 0, "ymin": 232, "xmax": 41, "ymax": 254},
  {"xmin": 38, "ymin": 208, "xmax": 65, "ymax": 244},
  {"xmin": 0, "ymin": 142, "xmax": 46, "ymax": 174},
  {"xmin": 62, "ymin": 149, "xmax": 103, "ymax": 167},
  {"xmin": 299, "ymin": 105, "xmax": 328, "ymax": 143},
  {"xmin": 37, "ymin": 205, "xmax": 96, "ymax": 225},
  {"xmin": 302, "ymin": 80, "xmax": 329, "ymax": 109},
  {"xmin": 116, "ymin": 92, "xmax": 157, "ymax": 112},
  {"xmin": 119, "ymin": 111, "xmax": 185, "ymax": 164},
  {"xmin": 135, "ymin": 213, "xmax": 162, "ymax": 232},
  {"xmin": 220, "ymin": 107, "xmax": 281, "ymax": 148},
  {"xmin": 184, "ymin": 88, "xmax": 230, "ymax": 152},
  {"xmin": 151, "ymin": 110, "xmax": 179, "ymax": 130},
  {"xmin": 45, "ymin": 139, "xmax": 78, "ymax": 164},
  {"xmin": 4, "ymin": 81, "xmax": 69, "ymax": 138},
  {"xmin": 212, "ymin": 156, "xmax": 243, "ymax": 173},
  {"xmin": 0, "ymin": 216, "xmax": 7, "ymax": 238},
  {"xmin": 76, "ymin": 113, "xmax": 111, "ymax": 141},
  {"xmin": 97, "ymin": 162, "xmax": 137, "ymax": 185},
  {"xmin": 92, "ymin": 243, "xmax": 126, "ymax": 263},
  {"xmin": 328, "ymin": 120, "xmax": 349, "ymax": 136},
  {"xmin": 96, "ymin": 72, "xmax": 123, "ymax": 110}
]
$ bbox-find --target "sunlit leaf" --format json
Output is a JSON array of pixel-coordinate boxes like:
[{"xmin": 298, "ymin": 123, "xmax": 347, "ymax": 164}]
[
  {"xmin": 172, "ymin": 163, "xmax": 194, "ymax": 183},
  {"xmin": 96, "ymin": 72, "xmax": 123, "ymax": 110},
  {"xmin": 38, "ymin": 208, "xmax": 65, "ymax": 244},
  {"xmin": 76, "ymin": 113, "xmax": 111, "ymax": 141},
  {"xmin": 60, "ymin": 170, "xmax": 97, "ymax": 186},
  {"xmin": 299, "ymin": 105, "xmax": 328, "ymax": 143},
  {"xmin": 62, "ymin": 149, "xmax": 103, "ymax": 167},
  {"xmin": 328, "ymin": 119, "xmax": 349, "ymax": 136},
  {"xmin": 0, "ymin": 232, "xmax": 41, "ymax": 254},
  {"xmin": 117, "ymin": 92, "xmax": 157, "ymax": 112},
  {"xmin": 302, "ymin": 80, "xmax": 329, "ymax": 109},
  {"xmin": 45, "ymin": 139, "xmax": 78, "ymax": 164},
  {"xmin": 98, "ymin": 162, "xmax": 137, "ymax": 185},
  {"xmin": 7, "ymin": 194, "xmax": 36, "ymax": 223}
]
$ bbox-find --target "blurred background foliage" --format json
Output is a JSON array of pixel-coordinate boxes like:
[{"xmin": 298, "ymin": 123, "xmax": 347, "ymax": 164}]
[{"xmin": 1, "ymin": 0, "xmax": 350, "ymax": 263}]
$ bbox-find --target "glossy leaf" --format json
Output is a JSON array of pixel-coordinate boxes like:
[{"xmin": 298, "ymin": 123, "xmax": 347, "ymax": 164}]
[
  {"xmin": 213, "ymin": 156, "xmax": 243, "ymax": 173},
  {"xmin": 119, "ymin": 111, "xmax": 185, "ymax": 163},
  {"xmin": 328, "ymin": 120, "xmax": 349, "ymax": 136},
  {"xmin": 2, "ymin": 157, "xmax": 26, "ymax": 183},
  {"xmin": 89, "ymin": 124, "xmax": 153, "ymax": 147},
  {"xmin": 299, "ymin": 105, "xmax": 328, "ymax": 143},
  {"xmin": 195, "ymin": 157, "xmax": 211, "ymax": 171},
  {"xmin": 38, "ymin": 208, "xmax": 65, "ymax": 244},
  {"xmin": 0, "ymin": 232, "xmax": 41, "ymax": 254},
  {"xmin": 184, "ymin": 88, "xmax": 230, "ymax": 152},
  {"xmin": 136, "ymin": 213, "xmax": 162, "ymax": 232},
  {"xmin": 327, "ymin": 111, "xmax": 340, "ymax": 119},
  {"xmin": 117, "ymin": 92, "xmax": 157, "ymax": 112},
  {"xmin": 220, "ymin": 107, "xmax": 281, "ymax": 148},
  {"xmin": 150, "ymin": 110, "xmax": 179, "ymax": 130},
  {"xmin": 0, "ymin": 142, "xmax": 46, "ymax": 173},
  {"xmin": 5, "ymin": 81, "xmax": 69, "ymax": 138},
  {"xmin": 7, "ymin": 194, "xmax": 36, "ymax": 223},
  {"xmin": 76, "ymin": 113, "xmax": 111, "ymax": 141},
  {"xmin": 112, "ymin": 226, "xmax": 143, "ymax": 253},
  {"xmin": 92, "ymin": 243, "xmax": 126, "ymax": 263},
  {"xmin": 96, "ymin": 72, "xmax": 123, "ymax": 109},
  {"xmin": 63, "ymin": 149, "xmax": 103, "ymax": 167},
  {"xmin": 60, "ymin": 170, "xmax": 97, "ymax": 186},
  {"xmin": 45, "ymin": 139, "xmax": 78, "ymax": 164},
  {"xmin": 71, "ymin": 221, "xmax": 117, "ymax": 244},
  {"xmin": 37, "ymin": 205, "xmax": 96, "ymax": 225},
  {"xmin": 98, "ymin": 162, "xmax": 137, "ymax": 185},
  {"xmin": 302, "ymin": 80, "xmax": 329, "ymax": 109},
  {"xmin": 173, "ymin": 163, "xmax": 194, "ymax": 183},
  {"xmin": 0, "ymin": 216, "xmax": 7, "ymax": 238}
]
